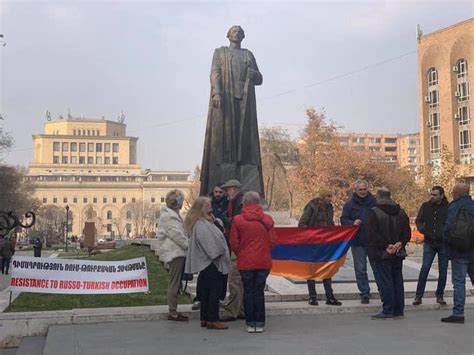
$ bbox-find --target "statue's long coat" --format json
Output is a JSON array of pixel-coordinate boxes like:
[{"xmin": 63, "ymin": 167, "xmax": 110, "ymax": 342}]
[{"xmin": 200, "ymin": 46, "xmax": 264, "ymax": 196}]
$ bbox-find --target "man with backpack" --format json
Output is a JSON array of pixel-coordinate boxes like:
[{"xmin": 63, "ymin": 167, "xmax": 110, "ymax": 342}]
[{"xmin": 441, "ymin": 183, "xmax": 474, "ymax": 324}]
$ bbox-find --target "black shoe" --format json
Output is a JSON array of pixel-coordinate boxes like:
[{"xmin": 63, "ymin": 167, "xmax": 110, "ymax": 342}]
[
  {"xmin": 308, "ymin": 298, "xmax": 319, "ymax": 306},
  {"xmin": 441, "ymin": 315, "xmax": 465, "ymax": 324},
  {"xmin": 371, "ymin": 312, "xmax": 394, "ymax": 320},
  {"xmin": 326, "ymin": 296, "xmax": 342, "ymax": 306},
  {"xmin": 413, "ymin": 297, "xmax": 422, "ymax": 306},
  {"xmin": 436, "ymin": 297, "xmax": 447, "ymax": 306},
  {"xmin": 219, "ymin": 316, "xmax": 236, "ymax": 322},
  {"xmin": 361, "ymin": 296, "xmax": 370, "ymax": 304}
]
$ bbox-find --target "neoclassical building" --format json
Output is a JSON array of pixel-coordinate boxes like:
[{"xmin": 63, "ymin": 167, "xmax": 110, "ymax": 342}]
[
  {"xmin": 26, "ymin": 116, "xmax": 191, "ymax": 238},
  {"xmin": 418, "ymin": 18, "xmax": 473, "ymax": 183}
]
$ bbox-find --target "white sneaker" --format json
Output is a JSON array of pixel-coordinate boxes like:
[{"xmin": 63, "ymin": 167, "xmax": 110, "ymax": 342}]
[
  {"xmin": 255, "ymin": 327, "xmax": 264, "ymax": 333},
  {"xmin": 247, "ymin": 326, "xmax": 256, "ymax": 333}
]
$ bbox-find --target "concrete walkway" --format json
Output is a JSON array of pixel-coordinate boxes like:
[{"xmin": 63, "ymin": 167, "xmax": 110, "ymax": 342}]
[{"xmin": 42, "ymin": 309, "xmax": 474, "ymax": 355}]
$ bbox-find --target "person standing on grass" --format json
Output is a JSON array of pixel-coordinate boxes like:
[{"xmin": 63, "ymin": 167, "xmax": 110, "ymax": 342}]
[
  {"xmin": 185, "ymin": 197, "xmax": 232, "ymax": 330},
  {"xmin": 156, "ymin": 189, "xmax": 189, "ymax": 322}
]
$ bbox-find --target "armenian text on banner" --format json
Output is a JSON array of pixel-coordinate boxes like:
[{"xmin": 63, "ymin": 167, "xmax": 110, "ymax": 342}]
[
  {"xmin": 271, "ymin": 226, "xmax": 358, "ymax": 280},
  {"xmin": 10, "ymin": 256, "xmax": 149, "ymax": 294}
]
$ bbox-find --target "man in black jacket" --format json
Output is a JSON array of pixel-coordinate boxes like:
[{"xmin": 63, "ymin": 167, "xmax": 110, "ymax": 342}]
[
  {"xmin": 299, "ymin": 190, "xmax": 341, "ymax": 306},
  {"xmin": 368, "ymin": 188, "xmax": 411, "ymax": 319},
  {"xmin": 413, "ymin": 186, "xmax": 448, "ymax": 306}
]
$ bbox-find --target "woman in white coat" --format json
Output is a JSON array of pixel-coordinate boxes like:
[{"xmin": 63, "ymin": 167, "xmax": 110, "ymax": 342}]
[{"xmin": 156, "ymin": 189, "xmax": 189, "ymax": 321}]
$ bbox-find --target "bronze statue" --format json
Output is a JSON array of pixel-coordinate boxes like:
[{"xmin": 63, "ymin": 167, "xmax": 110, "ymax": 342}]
[{"xmin": 200, "ymin": 25, "xmax": 264, "ymax": 196}]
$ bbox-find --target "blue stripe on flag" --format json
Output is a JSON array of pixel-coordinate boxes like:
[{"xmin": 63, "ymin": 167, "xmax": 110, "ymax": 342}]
[{"xmin": 271, "ymin": 241, "xmax": 351, "ymax": 262}]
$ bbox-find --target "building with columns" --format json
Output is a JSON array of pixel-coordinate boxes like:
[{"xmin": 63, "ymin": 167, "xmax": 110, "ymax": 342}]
[
  {"xmin": 26, "ymin": 116, "xmax": 191, "ymax": 239},
  {"xmin": 418, "ymin": 19, "xmax": 473, "ymax": 184}
]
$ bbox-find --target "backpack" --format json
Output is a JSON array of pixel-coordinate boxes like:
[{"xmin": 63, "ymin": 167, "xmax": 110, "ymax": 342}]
[{"xmin": 448, "ymin": 206, "xmax": 474, "ymax": 251}]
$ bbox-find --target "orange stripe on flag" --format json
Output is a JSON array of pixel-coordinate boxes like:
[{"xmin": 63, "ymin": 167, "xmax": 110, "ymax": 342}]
[{"xmin": 270, "ymin": 255, "xmax": 347, "ymax": 280}]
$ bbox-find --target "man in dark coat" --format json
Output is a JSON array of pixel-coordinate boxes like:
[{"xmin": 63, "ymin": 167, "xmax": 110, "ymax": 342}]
[
  {"xmin": 368, "ymin": 188, "xmax": 411, "ymax": 319},
  {"xmin": 413, "ymin": 186, "xmax": 449, "ymax": 306},
  {"xmin": 33, "ymin": 237, "xmax": 43, "ymax": 257},
  {"xmin": 299, "ymin": 190, "xmax": 341, "ymax": 306},
  {"xmin": 200, "ymin": 26, "xmax": 264, "ymax": 197},
  {"xmin": 341, "ymin": 179, "xmax": 378, "ymax": 303},
  {"xmin": 441, "ymin": 183, "xmax": 474, "ymax": 324},
  {"xmin": 220, "ymin": 179, "xmax": 245, "ymax": 321}
]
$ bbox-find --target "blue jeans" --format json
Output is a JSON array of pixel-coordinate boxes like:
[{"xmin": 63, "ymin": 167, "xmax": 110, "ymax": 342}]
[
  {"xmin": 352, "ymin": 246, "xmax": 380, "ymax": 298},
  {"xmin": 451, "ymin": 258, "xmax": 474, "ymax": 317},
  {"xmin": 415, "ymin": 243, "xmax": 448, "ymax": 298},
  {"xmin": 240, "ymin": 269, "xmax": 269, "ymax": 327},
  {"xmin": 374, "ymin": 258, "xmax": 405, "ymax": 316}
]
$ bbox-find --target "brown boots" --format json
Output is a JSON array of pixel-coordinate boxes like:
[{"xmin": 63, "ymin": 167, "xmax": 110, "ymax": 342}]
[{"xmin": 206, "ymin": 321, "xmax": 228, "ymax": 330}]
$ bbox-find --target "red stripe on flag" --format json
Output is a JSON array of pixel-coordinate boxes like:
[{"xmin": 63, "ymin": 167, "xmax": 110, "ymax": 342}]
[{"xmin": 274, "ymin": 226, "xmax": 358, "ymax": 245}]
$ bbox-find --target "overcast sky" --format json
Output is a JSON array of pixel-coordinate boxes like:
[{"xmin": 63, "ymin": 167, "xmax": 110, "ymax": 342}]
[{"xmin": 1, "ymin": 1, "xmax": 473, "ymax": 171}]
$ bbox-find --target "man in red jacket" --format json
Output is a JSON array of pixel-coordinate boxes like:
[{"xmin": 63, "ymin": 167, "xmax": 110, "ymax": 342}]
[{"xmin": 230, "ymin": 191, "xmax": 276, "ymax": 333}]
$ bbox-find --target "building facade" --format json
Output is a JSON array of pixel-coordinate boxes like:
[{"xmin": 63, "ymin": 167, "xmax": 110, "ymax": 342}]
[
  {"xmin": 418, "ymin": 19, "xmax": 473, "ymax": 183},
  {"xmin": 397, "ymin": 133, "xmax": 421, "ymax": 173},
  {"xmin": 27, "ymin": 117, "xmax": 191, "ymax": 239}
]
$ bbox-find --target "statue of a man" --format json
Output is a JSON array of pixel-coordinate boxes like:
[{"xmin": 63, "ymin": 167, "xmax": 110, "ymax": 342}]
[{"xmin": 200, "ymin": 25, "xmax": 264, "ymax": 196}]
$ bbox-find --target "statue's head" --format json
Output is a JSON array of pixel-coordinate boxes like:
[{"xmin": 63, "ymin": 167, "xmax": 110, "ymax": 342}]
[{"xmin": 227, "ymin": 25, "xmax": 245, "ymax": 43}]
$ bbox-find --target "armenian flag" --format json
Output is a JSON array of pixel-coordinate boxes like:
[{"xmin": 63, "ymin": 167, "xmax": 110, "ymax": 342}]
[{"xmin": 271, "ymin": 226, "xmax": 359, "ymax": 280}]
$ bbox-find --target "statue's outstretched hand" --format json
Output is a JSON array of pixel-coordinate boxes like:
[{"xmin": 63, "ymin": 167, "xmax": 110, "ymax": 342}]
[
  {"xmin": 247, "ymin": 68, "xmax": 259, "ymax": 80},
  {"xmin": 212, "ymin": 94, "xmax": 222, "ymax": 109}
]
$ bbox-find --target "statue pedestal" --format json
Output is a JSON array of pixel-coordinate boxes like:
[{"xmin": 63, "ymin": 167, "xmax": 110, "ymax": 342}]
[{"xmin": 266, "ymin": 210, "xmax": 297, "ymax": 226}]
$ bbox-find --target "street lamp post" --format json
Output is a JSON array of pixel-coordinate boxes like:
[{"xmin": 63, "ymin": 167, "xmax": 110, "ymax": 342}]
[{"xmin": 65, "ymin": 205, "xmax": 69, "ymax": 252}]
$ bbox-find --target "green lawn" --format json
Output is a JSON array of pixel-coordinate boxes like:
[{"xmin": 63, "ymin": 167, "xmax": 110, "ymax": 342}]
[{"xmin": 6, "ymin": 245, "xmax": 191, "ymax": 312}]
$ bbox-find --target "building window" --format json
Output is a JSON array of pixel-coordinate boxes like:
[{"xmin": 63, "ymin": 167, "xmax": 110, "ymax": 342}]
[
  {"xmin": 151, "ymin": 197, "xmax": 156, "ymax": 203},
  {"xmin": 104, "ymin": 143, "xmax": 111, "ymax": 152},
  {"xmin": 457, "ymin": 82, "xmax": 469, "ymax": 102},
  {"xmin": 79, "ymin": 156, "xmax": 85, "ymax": 164},
  {"xmin": 126, "ymin": 223, "xmax": 132, "ymax": 234},
  {"xmin": 87, "ymin": 156, "xmax": 94, "ymax": 164},
  {"xmin": 107, "ymin": 210, "xmax": 112, "ymax": 219},
  {"xmin": 79, "ymin": 143, "xmax": 86, "ymax": 152},
  {"xmin": 42, "ymin": 197, "xmax": 47, "ymax": 203},
  {"xmin": 427, "ymin": 67, "xmax": 438, "ymax": 86},
  {"xmin": 430, "ymin": 135, "xmax": 440, "ymax": 154},
  {"xmin": 384, "ymin": 138, "xmax": 397, "ymax": 144},
  {"xmin": 71, "ymin": 156, "xmax": 77, "ymax": 164},
  {"xmin": 385, "ymin": 146, "xmax": 397, "ymax": 152},
  {"xmin": 104, "ymin": 157, "xmax": 111, "ymax": 165},
  {"xmin": 62, "ymin": 142, "xmax": 69, "ymax": 151},
  {"xmin": 96, "ymin": 143, "xmax": 102, "ymax": 152},
  {"xmin": 53, "ymin": 142, "xmax": 60, "ymax": 151},
  {"xmin": 113, "ymin": 197, "xmax": 117, "ymax": 203},
  {"xmin": 53, "ymin": 156, "xmax": 59, "ymax": 164},
  {"xmin": 122, "ymin": 197, "xmax": 126, "ymax": 203},
  {"xmin": 456, "ymin": 59, "xmax": 468, "ymax": 78},
  {"xmin": 429, "ymin": 112, "xmax": 440, "ymax": 131},
  {"xmin": 161, "ymin": 197, "xmax": 165, "ymax": 203},
  {"xmin": 126, "ymin": 210, "xmax": 132, "ymax": 219},
  {"xmin": 460, "ymin": 129, "xmax": 471, "ymax": 150},
  {"xmin": 71, "ymin": 142, "xmax": 77, "ymax": 152},
  {"xmin": 458, "ymin": 106, "xmax": 470, "ymax": 125},
  {"xmin": 83, "ymin": 197, "xmax": 88, "ymax": 203},
  {"xmin": 63, "ymin": 197, "xmax": 68, "ymax": 203},
  {"xmin": 82, "ymin": 130, "xmax": 86, "ymax": 136},
  {"xmin": 53, "ymin": 197, "xmax": 58, "ymax": 203},
  {"xmin": 112, "ymin": 143, "xmax": 119, "ymax": 152},
  {"xmin": 62, "ymin": 156, "xmax": 68, "ymax": 164},
  {"xmin": 103, "ymin": 197, "xmax": 108, "ymax": 203},
  {"xmin": 96, "ymin": 130, "xmax": 100, "ymax": 136},
  {"xmin": 107, "ymin": 224, "xmax": 112, "ymax": 232},
  {"xmin": 132, "ymin": 198, "xmax": 136, "ymax": 203},
  {"xmin": 112, "ymin": 157, "xmax": 119, "ymax": 165},
  {"xmin": 73, "ymin": 197, "xmax": 77, "ymax": 203},
  {"xmin": 93, "ymin": 197, "xmax": 97, "ymax": 203},
  {"xmin": 429, "ymin": 90, "xmax": 439, "ymax": 108},
  {"xmin": 88, "ymin": 143, "xmax": 94, "ymax": 152},
  {"xmin": 73, "ymin": 130, "xmax": 76, "ymax": 135},
  {"xmin": 87, "ymin": 130, "xmax": 90, "ymax": 136},
  {"xmin": 78, "ymin": 130, "xmax": 81, "ymax": 136}
]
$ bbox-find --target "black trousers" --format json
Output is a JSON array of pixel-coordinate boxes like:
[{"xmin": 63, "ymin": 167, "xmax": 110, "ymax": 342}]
[
  {"xmin": 195, "ymin": 271, "xmax": 227, "ymax": 302},
  {"xmin": 1, "ymin": 258, "xmax": 11, "ymax": 274},
  {"xmin": 200, "ymin": 263, "xmax": 224, "ymax": 322},
  {"xmin": 307, "ymin": 278, "xmax": 334, "ymax": 300}
]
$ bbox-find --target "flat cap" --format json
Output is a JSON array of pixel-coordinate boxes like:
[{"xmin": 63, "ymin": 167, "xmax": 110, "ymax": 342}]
[{"xmin": 221, "ymin": 179, "xmax": 242, "ymax": 189}]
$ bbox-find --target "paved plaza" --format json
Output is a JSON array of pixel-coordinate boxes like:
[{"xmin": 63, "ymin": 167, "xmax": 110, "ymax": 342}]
[{"xmin": 40, "ymin": 310, "xmax": 474, "ymax": 355}]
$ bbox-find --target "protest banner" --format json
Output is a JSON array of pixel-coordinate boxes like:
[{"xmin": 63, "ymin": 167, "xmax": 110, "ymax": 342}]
[{"xmin": 10, "ymin": 256, "xmax": 149, "ymax": 294}]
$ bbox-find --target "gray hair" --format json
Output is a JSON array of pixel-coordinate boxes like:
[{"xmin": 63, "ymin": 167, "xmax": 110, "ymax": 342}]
[
  {"xmin": 354, "ymin": 179, "xmax": 368, "ymax": 188},
  {"xmin": 243, "ymin": 191, "xmax": 260, "ymax": 205},
  {"xmin": 165, "ymin": 189, "xmax": 185, "ymax": 210}
]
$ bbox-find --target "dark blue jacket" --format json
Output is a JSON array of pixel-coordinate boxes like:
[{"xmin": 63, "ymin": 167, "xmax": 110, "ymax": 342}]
[
  {"xmin": 340, "ymin": 192, "xmax": 377, "ymax": 247},
  {"xmin": 210, "ymin": 193, "xmax": 230, "ymax": 229},
  {"xmin": 443, "ymin": 195, "xmax": 474, "ymax": 261}
]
